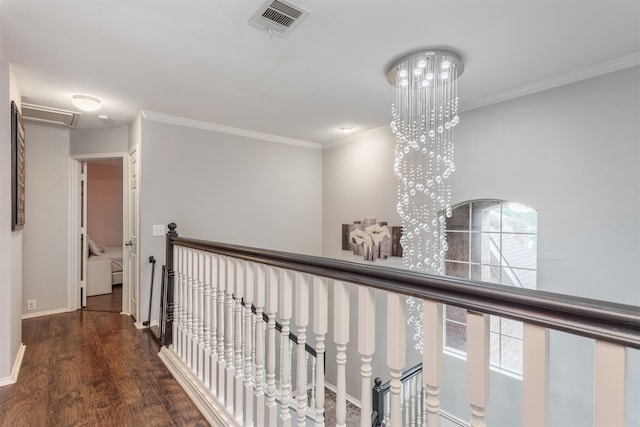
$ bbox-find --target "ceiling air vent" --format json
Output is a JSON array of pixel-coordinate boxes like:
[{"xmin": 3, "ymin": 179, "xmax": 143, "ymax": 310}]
[
  {"xmin": 21, "ymin": 103, "xmax": 80, "ymax": 127},
  {"xmin": 249, "ymin": 0, "xmax": 310, "ymax": 38}
]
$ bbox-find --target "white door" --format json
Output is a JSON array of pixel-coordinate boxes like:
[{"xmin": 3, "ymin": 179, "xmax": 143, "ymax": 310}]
[
  {"xmin": 80, "ymin": 161, "xmax": 88, "ymax": 307},
  {"xmin": 127, "ymin": 147, "xmax": 139, "ymax": 320}
]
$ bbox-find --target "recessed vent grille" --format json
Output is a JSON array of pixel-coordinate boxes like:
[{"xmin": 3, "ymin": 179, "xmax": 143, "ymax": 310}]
[
  {"xmin": 21, "ymin": 103, "xmax": 80, "ymax": 127},
  {"xmin": 249, "ymin": 0, "xmax": 309, "ymax": 38}
]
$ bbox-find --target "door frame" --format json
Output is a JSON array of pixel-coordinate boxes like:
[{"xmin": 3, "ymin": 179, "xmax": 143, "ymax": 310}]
[{"xmin": 68, "ymin": 152, "xmax": 130, "ymax": 314}]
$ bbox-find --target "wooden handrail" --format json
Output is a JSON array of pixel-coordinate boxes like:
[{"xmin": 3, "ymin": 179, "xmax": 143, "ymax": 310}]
[{"xmin": 165, "ymin": 225, "xmax": 640, "ymax": 349}]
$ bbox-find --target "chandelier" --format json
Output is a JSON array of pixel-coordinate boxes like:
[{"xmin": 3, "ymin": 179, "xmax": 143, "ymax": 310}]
[{"xmin": 386, "ymin": 49, "xmax": 464, "ymax": 349}]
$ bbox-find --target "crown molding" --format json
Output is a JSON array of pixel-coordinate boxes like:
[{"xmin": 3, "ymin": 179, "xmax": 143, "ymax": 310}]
[
  {"xmin": 461, "ymin": 52, "xmax": 640, "ymax": 112},
  {"xmin": 141, "ymin": 111, "xmax": 322, "ymax": 150}
]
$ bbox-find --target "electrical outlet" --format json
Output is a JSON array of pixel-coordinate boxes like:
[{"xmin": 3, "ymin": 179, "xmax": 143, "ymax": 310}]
[
  {"xmin": 152, "ymin": 224, "xmax": 165, "ymax": 236},
  {"xmin": 27, "ymin": 299, "xmax": 36, "ymax": 311}
]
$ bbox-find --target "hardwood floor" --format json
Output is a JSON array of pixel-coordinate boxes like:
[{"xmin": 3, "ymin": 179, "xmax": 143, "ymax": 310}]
[
  {"xmin": 85, "ymin": 284, "xmax": 123, "ymax": 313},
  {"xmin": 0, "ymin": 310, "xmax": 209, "ymax": 427}
]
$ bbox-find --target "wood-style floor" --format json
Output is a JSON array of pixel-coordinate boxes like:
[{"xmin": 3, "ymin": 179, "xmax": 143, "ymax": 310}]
[
  {"xmin": 85, "ymin": 284, "xmax": 123, "ymax": 313},
  {"xmin": 0, "ymin": 310, "xmax": 209, "ymax": 427}
]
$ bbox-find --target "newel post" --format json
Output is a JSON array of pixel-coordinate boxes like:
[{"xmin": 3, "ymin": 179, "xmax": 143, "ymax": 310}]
[{"xmin": 164, "ymin": 222, "xmax": 178, "ymax": 346}]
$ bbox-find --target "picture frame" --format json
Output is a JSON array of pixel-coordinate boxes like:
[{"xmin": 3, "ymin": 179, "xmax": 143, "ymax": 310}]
[{"xmin": 11, "ymin": 100, "xmax": 25, "ymax": 230}]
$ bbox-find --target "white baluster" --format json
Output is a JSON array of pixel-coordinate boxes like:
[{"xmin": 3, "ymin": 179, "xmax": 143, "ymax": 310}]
[
  {"xmin": 173, "ymin": 246, "xmax": 182, "ymax": 359},
  {"xmin": 309, "ymin": 354, "xmax": 317, "ymax": 415},
  {"xmin": 410, "ymin": 375, "xmax": 417, "ymax": 427},
  {"xmin": 313, "ymin": 276, "xmax": 328, "ymax": 426},
  {"xmin": 203, "ymin": 253, "xmax": 212, "ymax": 389},
  {"xmin": 294, "ymin": 272, "xmax": 309, "ymax": 427},
  {"xmin": 595, "ymin": 340, "xmax": 626, "ymax": 426},
  {"xmin": 243, "ymin": 261, "xmax": 255, "ymax": 425},
  {"xmin": 423, "ymin": 300, "xmax": 442, "ymax": 427},
  {"xmin": 387, "ymin": 292, "xmax": 406, "ymax": 427},
  {"xmin": 358, "ymin": 287, "xmax": 375, "ymax": 427},
  {"xmin": 522, "ymin": 323, "xmax": 548, "ymax": 427},
  {"xmin": 334, "ymin": 280, "xmax": 350, "ymax": 427},
  {"xmin": 234, "ymin": 260, "xmax": 245, "ymax": 421},
  {"xmin": 265, "ymin": 266, "xmax": 279, "ymax": 427},
  {"xmin": 217, "ymin": 255, "xmax": 227, "ymax": 402},
  {"xmin": 280, "ymin": 269, "xmax": 293, "ymax": 427},
  {"xmin": 186, "ymin": 249, "xmax": 194, "ymax": 368},
  {"xmin": 254, "ymin": 264, "xmax": 266, "ymax": 427},
  {"xmin": 224, "ymin": 257, "xmax": 235, "ymax": 409},
  {"xmin": 182, "ymin": 247, "xmax": 189, "ymax": 363},
  {"xmin": 196, "ymin": 251, "xmax": 205, "ymax": 381},
  {"xmin": 209, "ymin": 254, "xmax": 218, "ymax": 394},
  {"xmin": 466, "ymin": 311, "xmax": 490, "ymax": 427}
]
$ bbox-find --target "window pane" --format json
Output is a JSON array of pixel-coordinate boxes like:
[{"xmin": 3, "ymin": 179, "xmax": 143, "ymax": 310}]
[
  {"xmin": 445, "ymin": 261, "xmax": 469, "ymax": 279},
  {"xmin": 490, "ymin": 332, "xmax": 501, "ymax": 365},
  {"xmin": 446, "ymin": 305, "xmax": 467, "ymax": 323},
  {"xmin": 501, "ymin": 318, "xmax": 523, "ymax": 339},
  {"xmin": 445, "ymin": 322, "xmax": 467, "ymax": 352},
  {"xmin": 479, "ymin": 232, "xmax": 501, "ymax": 264},
  {"xmin": 501, "ymin": 336, "xmax": 523, "ymax": 374},
  {"xmin": 446, "ymin": 232, "xmax": 469, "ymax": 261},
  {"xmin": 446, "ymin": 203, "xmax": 470, "ymax": 231},
  {"xmin": 500, "ymin": 267, "xmax": 537, "ymax": 289},
  {"xmin": 502, "ymin": 202, "xmax": 537, "ymax": 233},
  {"xmin": 501, "ymin": 233, "xmax": 537, "ymax": 269},
  {"xmin": 471, "ymin": 264, "xmax": 500, "ymax": 283},
  {"xmin": 490, "ymin": 315, "xmax": 500, "ymax": 333},
  {"xmin": 471, "ymin": 200, "xmax": 501, "ymax": 231}
]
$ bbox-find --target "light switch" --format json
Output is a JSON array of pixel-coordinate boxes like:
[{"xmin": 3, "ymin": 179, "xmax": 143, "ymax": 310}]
[{"xmin": 152, "ymin": 224, "xmax": 165, "ymax": 236}]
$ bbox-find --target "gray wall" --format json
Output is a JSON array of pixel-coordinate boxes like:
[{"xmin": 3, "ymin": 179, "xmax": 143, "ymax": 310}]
[
  {"xmin": 322, "ymin": 66, "xmax": 640, "ymax": 426},
  {"xmin": 138, "ymin": 117, "xmax": 323, "ymax": 324},
  {"xmin": 0, "ymin": 61, "xmax": 22, "ymax": 382},
  {"xmin": 21, "ymin": 123, "xmax": 71, "ymax": 314},
  {"xmin": 70, "ymin": 125, "xmax": 129, "ymax": 155}
]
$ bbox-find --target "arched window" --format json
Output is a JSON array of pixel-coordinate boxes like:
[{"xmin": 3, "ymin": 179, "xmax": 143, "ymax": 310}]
[{"xmin": 444, "ymin": 200, "xmax": 537, "ymax": 375}]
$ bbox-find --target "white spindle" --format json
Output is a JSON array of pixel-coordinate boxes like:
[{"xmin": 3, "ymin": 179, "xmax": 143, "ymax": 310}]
[
  {"xmin": 423, "ymin": 300, "xmax": 442, "ymax": 427},
  {"xmin": 522, "ymin": 323, "xmax": 548, "ymax": 427},
  {"xmin": 594, "ymin": 340, "xmax": 626, "ymax": 426},
  {"xmin": 313, "ymin": 276, "xmax": 328, "ymax": 426},
  {"xmin": 466, "ymin": 311, "xmax": 490, "ymax": 427},
  {"xmin": 334, "ymin": 280, "xmax": 350, "ymax": 427},
  {"xmin": 387, "ymin": 292, "xmax": 406, "ymax": 427},
  {"xmin": 186, "ymin": 249, "xmax": 194, "ymax": 368},
  {"xmin": 173, "ymin": 246, "xmax": 182, "ymax": 359},
  {"xmin": 294, "ymin": 272, "xmax": 309, "ymax": 427},
  {"xmin": 203, "ymin": 253, "xmax": 212, "ymax": 389},
  {"xmin": 265, "ymin": 266, "xmax": 279, "ymax": 427},
  {"xmin": 410, "ymin": 375, "xmax": 417, "ymax": 427},
  {"xmin": 216, "ymin": 255, "xmax": 227, "ymax": 401},
  {"xmin": 279, "ymin": 269, "xmax": 293, "ymax": 427},
  {"xmin": 253, "ymin": 264, "xmax": 266, "ymax": 427},
  {"xmin": 224, "ymin": 257, "xmax": 235, "ymax": 409},
  {"xmin": 243, "ymin": 261, "xmax": 255, "ymax": 425},
  {"xmin": 358, "ymin": 287, "xmax": 375, "ymax": 427},
  {"xmin": 208, "ymin": 254, "xmax": 218, "ymax": 393},
  {"xmin": 196, "ymin": 251, "xmax": 205, "ymax": 381},
  {"xmin": 234, "ymin": 260, "xmax": 245, "ymax": 421}
]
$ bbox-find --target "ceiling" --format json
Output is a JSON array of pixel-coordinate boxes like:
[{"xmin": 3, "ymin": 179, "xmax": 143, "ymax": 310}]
[{"xmin": 1, "ymin": 1, "xmax": 639, "ymax": 145}]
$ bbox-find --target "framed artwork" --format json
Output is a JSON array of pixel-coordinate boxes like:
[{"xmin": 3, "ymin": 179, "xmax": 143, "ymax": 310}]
[{"xmin": 11, "ymin": 101, "xmax": 25, "ymax": 230}]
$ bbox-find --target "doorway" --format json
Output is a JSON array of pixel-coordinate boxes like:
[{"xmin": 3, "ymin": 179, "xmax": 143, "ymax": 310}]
[{"xmin": 69, "ymin": 152, "xmax": 134, "ymax": 316}]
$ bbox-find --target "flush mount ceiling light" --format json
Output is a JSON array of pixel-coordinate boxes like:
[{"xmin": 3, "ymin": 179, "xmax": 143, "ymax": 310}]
[
  {"xmin": 71, "ymin": 94, "xmax": 102, "ymax": 112},
  {"xmin": 339, "ymin": 126, "xmax": 354, "ymax": 134}
]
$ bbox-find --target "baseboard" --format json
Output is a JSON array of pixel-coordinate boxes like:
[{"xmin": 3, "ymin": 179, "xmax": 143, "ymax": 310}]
[
  {"xmin": 134, "ymin": 320, "xmax": 158, "ymax": 329},
  {"xmin": 0, "ymin": 343, "xmax": 26, "ymax": 387},
  {"xmin": 21, "ymin": 307, "xmax": 71, "ymax": 320},
  {"xmin": 324, "ymin": 380, "xmax": 362, "ymax": 408},
  {"xmin": 158, "ymin": 346, "xmax": 240, "ymax": 427}
]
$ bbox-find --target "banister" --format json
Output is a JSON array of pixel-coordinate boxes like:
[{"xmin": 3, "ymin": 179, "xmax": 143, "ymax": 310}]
[{"xmin": 167, "ymin": 231, "xmax": 640, "ymax": 349}]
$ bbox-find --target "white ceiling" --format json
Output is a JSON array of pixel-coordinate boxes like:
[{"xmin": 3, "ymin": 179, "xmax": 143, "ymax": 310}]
[{"xmin": 1, "ymin": 1, "xmax": 639, "ymax": 145}]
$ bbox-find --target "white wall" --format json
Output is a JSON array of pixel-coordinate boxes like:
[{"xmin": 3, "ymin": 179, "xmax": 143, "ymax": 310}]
[
  {"xmin": 322, "ymin": 66, "xmax": 640, "ymax": 426},
  {"xmin": 137, "ymin": 117, "xmax": 323, "ymax": 324},
  {"xmin": 21, "ymin": 122, "xmax": 70, "ymax": 315},
  {"xmin": 0, "ymin": 61, "xmax": 23, "ymax": 383},
  {"xmin": 70, "ymin": 126, "xmax": 128, "ymax": 155}
]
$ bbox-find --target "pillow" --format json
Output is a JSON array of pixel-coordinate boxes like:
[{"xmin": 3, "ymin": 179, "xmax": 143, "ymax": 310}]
[{"xmin": 88, "ymin": 238, "xmax": 101, "ymax": 256}]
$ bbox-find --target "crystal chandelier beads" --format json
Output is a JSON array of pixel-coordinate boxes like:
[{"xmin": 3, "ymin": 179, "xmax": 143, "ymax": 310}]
[{"xmin": 387, "ymin": 49, "xmax": 463, "ymax": 351}]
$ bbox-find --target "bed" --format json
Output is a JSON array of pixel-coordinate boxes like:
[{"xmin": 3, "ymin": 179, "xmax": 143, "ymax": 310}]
[{"xmin": 87, "ymin": 245, "xmax": 123, "ymax": 296}]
